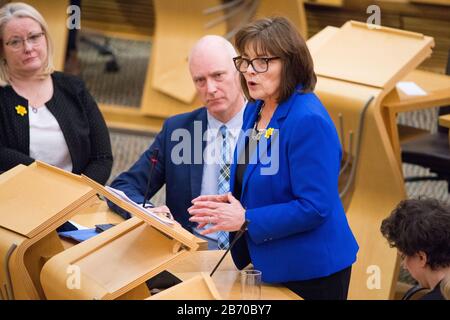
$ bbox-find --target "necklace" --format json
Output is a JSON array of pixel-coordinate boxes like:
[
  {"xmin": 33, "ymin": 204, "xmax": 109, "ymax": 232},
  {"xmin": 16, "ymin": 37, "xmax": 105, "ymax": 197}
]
[
  {"xmin": 251, "ymin": 103, "xmax": 266, "ymax": 141},
  {"xmin": 10, "ymin": 77, "xmax": 51, "ymax": 113}
]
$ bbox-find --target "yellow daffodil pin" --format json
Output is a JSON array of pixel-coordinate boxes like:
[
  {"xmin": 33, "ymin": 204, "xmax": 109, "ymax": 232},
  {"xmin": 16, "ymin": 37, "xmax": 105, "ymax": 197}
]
[
  {"xmin": 15, "ymin": 105, "xmax": 27, "ymax": 116},
  {"xmin": 265, "ymin": 127, "xmax": 274, "ymax": 139}
]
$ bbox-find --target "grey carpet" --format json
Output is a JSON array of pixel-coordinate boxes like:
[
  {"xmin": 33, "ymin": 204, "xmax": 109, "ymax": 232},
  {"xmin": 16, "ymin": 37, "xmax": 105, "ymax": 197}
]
[{"xmin": 78, "ymin": 33, "xmax": 151, "ymax": 107}]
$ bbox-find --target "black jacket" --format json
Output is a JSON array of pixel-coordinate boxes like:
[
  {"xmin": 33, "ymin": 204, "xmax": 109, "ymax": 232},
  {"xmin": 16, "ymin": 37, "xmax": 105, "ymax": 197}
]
[{"xmin": 0, "ymin": 72, "xmax": 113, "ymax": 184}]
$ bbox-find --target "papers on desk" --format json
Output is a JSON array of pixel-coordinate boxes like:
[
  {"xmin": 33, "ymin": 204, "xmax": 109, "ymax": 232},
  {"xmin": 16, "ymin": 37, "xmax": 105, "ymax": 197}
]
[
  {"xmin": 396, "ymin": 81, "xmax": 428, "ymax": 96},
  {"xmin": 68, "ymin": 220, "xmax": 89, "ymax": 230},
  {"xmin": 59, "ymin": 228, "xmax": 98, "ymax": 242},
  {"xmin": 105, "ymin": 186, "xmax": 174, "ymax": 226}
]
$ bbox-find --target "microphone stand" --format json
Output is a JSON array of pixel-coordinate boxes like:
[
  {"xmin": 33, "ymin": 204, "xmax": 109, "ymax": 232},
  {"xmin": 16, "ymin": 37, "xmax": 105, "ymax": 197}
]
[
  {"xmin": 210, "ymin": 220, "xmax": 249, "ymax": 277},
  {"xmin": 142, "ymin": 148, "xmax": 159, "ymax": 208}
]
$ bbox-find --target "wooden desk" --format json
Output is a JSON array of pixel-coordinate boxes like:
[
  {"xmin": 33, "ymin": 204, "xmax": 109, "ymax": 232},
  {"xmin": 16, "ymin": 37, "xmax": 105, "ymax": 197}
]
[
  {"xmin": 55, "ymin": 203, "xmax": 286, "ymax": 300},
  {"xmin": 439, "ymin": 114, "xmax": 450, "ymax": 144},
  {"xmin": 59, "ymin": 198, "xmax": 125, "ymax": 249},
  {"xmin": 69, "ymin": 198, "xmax": 125, "ymax": 227},
  {"xmin": 64, "ymin": 199, "xmax": 208, "ymax": 250},
  {"xmin": 381, "ymin": 69, "xmax": 450, "ymax": 167},
  {"xmin": 167, "ymin": 251, "xmax": 301, "ymax": 300}
]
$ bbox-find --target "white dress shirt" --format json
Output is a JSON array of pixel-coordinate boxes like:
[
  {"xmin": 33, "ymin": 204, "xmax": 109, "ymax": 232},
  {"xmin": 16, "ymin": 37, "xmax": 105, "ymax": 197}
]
[{"xmin": 192, "ymin": 106, "xmax": 245, "ymax": 247}]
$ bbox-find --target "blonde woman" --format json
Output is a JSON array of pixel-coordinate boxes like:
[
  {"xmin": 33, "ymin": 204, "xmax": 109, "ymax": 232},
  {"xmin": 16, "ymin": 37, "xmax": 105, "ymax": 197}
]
[{"xmin": 0, "ymin": 2, "xmax": 112, "ymax": 183}]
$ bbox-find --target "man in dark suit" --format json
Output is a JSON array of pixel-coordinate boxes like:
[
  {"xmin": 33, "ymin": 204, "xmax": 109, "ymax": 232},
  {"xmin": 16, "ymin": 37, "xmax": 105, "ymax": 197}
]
[{"xmin": 108, "ymin": 35, "xmax": 246, "ymax": 249}]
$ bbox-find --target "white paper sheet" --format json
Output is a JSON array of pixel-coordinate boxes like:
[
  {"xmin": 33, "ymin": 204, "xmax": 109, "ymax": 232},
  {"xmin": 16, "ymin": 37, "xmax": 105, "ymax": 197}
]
[
  {"xmin": 396, "ymin": 81, "xmax": 427, "ymax": 96},
  {"xmin": 105, "ymin": 186, "xmax": 174, "ymax": 225}
]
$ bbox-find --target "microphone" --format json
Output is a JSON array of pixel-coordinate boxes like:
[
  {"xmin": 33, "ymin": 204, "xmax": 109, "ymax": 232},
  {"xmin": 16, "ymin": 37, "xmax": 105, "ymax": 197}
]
[
  {"xmin": 210, "ymin": 220, "xmax": 249, "ymax": 277},
  {"xmin": 142, "ymin": 148, "xmax": 159, "ymax": 208}
]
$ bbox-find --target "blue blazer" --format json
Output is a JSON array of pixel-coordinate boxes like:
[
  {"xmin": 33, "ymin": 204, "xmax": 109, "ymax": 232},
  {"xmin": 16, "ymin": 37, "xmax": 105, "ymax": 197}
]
[
  {"xmin": 108, "ymin": 107, "xmax": 208, "ymax": 231},
  {"xmin": 230, "ymin": 89, "xmax": 359, "ymax": 283}
]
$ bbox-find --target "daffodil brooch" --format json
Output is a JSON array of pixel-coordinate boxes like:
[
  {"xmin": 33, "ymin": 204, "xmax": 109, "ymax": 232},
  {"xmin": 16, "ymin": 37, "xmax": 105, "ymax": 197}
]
[
  {"xmin": 265, "ymin": 127, "xmax": 274, "ymax": 139},
  {"xmin": 15, "ymin": 105, "xmax": 27, "ymax": 116}
]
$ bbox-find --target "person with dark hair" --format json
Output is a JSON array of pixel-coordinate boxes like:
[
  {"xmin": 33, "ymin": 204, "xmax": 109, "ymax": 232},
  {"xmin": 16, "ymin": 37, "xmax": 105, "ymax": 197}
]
[
  {"xmin": 189, "ymin": 16, "xmax": 359, "ymax": 300},
  {"xmin": 380, "ymin": 198, "xmax": 450, "ymax": 300}
]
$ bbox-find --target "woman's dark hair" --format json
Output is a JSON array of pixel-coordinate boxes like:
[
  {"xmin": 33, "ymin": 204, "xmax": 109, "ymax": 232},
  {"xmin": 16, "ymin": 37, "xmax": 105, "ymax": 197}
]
[
  {"xmin": 234, "ymin": 16, "xmax": 316, "ymax": 103},
  {"xmin": 380, "ymin": 198, "xmax": 450, "ymax": 270}
]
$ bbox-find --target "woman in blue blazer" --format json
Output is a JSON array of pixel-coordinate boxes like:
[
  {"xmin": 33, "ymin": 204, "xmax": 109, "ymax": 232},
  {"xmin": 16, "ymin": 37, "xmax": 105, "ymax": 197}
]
[{"xmin": 189, "ymin": 17, "xmax": 359, "ymax": 300}]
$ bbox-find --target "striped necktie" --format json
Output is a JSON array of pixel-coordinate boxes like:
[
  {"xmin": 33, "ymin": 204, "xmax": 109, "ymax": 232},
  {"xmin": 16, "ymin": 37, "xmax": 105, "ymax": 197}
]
[{"xmin": 217, "ymin": 125, "xmax": 230, "ymax": 249}]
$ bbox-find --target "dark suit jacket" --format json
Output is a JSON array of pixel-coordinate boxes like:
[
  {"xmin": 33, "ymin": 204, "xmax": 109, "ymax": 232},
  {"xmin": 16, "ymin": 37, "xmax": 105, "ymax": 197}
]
[
  {"xmin": 0, "ymin": 72, "xmax": 113, "ymax": 184},
  {"xmin": 108, "ymin": 107, "xmax": 208, "ymax": 231}
]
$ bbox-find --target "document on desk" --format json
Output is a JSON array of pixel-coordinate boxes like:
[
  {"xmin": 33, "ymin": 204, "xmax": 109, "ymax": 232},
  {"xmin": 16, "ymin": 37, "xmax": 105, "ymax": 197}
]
[
  {"xmin": 396, "ymin": 81, "xmax": 427, "ymax": 96},
  {"xmin": 105, "ymin": 186, "xmax": 174, "ymax": 226}
]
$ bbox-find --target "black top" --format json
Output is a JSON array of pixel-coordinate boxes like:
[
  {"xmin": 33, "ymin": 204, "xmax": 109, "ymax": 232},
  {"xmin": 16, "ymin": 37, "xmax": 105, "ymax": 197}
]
[
  {"xmin": 234, "ymin": 136, "xmax": 259, "ymax": 201},
  {"xmin": 421, "ymin": 281, "xmax": 445, "ymax": 300},
  {"xmin": 232, "ymin": 125, "xmax": 260, "ymax": 268},
  {"xmin": 0, "ymin": 72, "xmax": 113, "ymax": 184},
  {"xmin": 234, "ymin": 105, "xmax": 264, "ymax": 201},
  {"xmin": 234, "ymin": 138, "xmax": 248, "ymax": 201}
]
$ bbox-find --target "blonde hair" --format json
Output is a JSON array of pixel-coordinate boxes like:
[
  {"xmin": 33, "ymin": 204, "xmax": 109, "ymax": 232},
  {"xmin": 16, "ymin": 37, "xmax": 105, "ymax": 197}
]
[{"xmin": 0, "ymin": 2, "xmax": 54, "ymax": 86}]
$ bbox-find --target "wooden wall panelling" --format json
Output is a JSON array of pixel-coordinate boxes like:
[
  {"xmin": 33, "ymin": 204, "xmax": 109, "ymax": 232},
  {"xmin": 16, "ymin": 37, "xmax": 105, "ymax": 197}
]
[
  {"xmin": 403, "ymin": 16, "xmax": 450, "ymax": 73},
  {"xmin": 82, "ymin": 0, "xmax": 154, "ymax": 38}
]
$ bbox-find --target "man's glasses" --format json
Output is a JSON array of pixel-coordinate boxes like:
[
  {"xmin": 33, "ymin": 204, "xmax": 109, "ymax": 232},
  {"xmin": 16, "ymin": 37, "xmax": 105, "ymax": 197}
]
[
  {"xmin": 233, "ymin": 56, "xmax": 280, "ymax": 73},
  {"xmin": 5, "ymin": 32, "xmax": 45, "ymax": 51}
]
